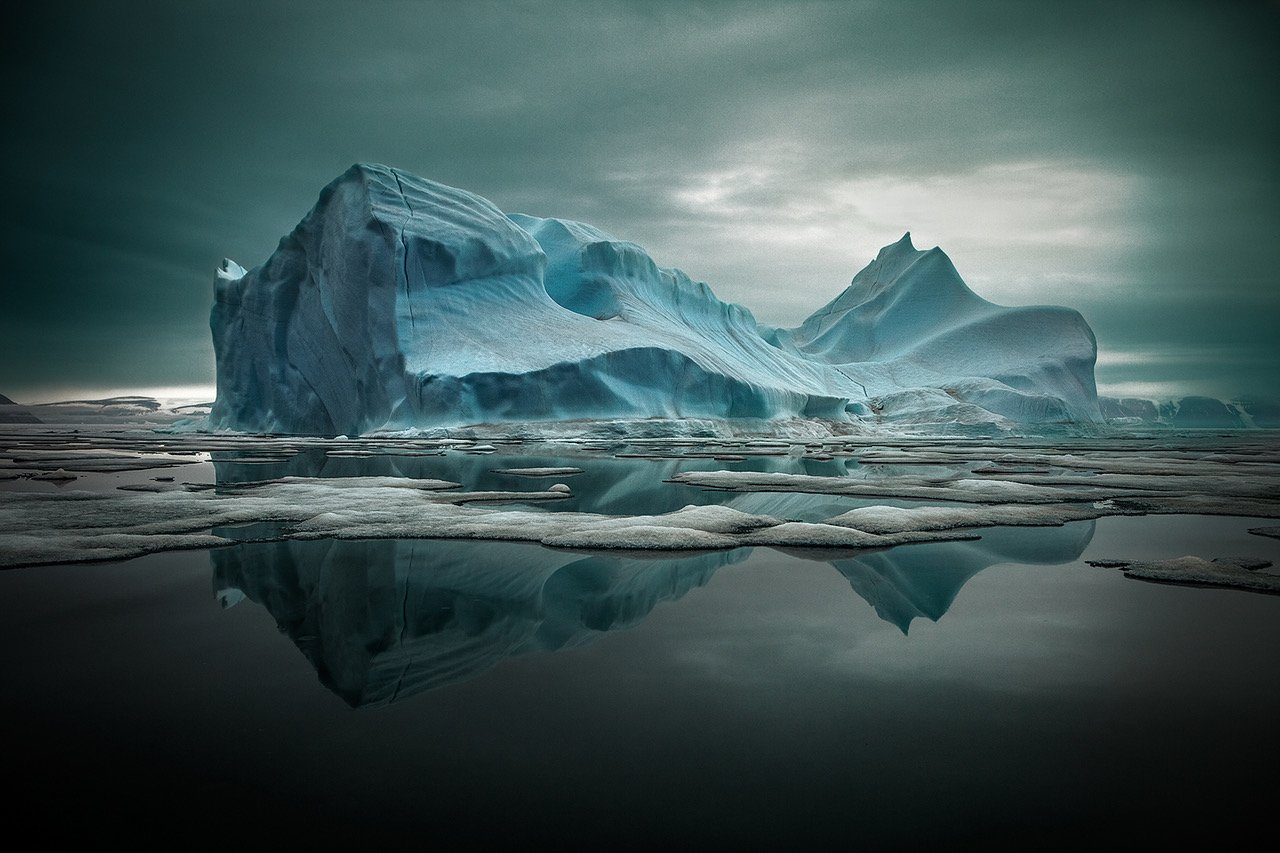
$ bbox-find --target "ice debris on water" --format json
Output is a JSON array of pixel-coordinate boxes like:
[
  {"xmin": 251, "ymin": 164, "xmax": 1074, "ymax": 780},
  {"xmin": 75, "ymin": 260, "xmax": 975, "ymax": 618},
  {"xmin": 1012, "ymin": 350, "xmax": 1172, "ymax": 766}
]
[
  {"xmin": 1, "ymin": 432, "xmax": 1277, "ymax": 573},
  {"xmin": 1088, "ymin": 556, "xmax": 1279, "ymax": 594}
]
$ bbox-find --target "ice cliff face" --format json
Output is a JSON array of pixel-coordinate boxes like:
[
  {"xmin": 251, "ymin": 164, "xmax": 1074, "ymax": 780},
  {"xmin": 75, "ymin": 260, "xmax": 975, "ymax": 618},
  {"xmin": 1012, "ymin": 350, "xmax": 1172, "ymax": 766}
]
[{"xmin": 210, "ymin": 163, "xmax": 1100, "ymax": 435}]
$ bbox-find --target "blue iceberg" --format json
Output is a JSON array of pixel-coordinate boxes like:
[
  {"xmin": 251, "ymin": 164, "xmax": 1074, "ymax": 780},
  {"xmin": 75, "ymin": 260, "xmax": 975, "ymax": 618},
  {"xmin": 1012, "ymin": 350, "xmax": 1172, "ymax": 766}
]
[{"xmin": 210, "ymin": 164, "xmax": 1100, "ymax": 435}]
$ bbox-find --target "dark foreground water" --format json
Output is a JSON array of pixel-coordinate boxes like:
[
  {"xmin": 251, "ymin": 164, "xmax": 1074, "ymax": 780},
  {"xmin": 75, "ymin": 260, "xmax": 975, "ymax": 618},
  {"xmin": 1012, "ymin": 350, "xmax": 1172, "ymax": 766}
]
[{"xmin": 1, "ymin": 513, "xmax": 1277, "ymax": 848}]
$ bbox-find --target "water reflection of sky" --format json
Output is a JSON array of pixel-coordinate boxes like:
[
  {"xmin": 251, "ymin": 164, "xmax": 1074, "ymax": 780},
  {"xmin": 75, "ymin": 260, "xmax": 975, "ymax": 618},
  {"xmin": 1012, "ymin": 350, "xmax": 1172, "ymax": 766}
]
[
  {"xmin": 3, "ymin": 513, "xmax": 1277, "ymax": 846},
  {"xmin": 4, "ymin": 431, "xmax": 1279, "ymax": 842}
]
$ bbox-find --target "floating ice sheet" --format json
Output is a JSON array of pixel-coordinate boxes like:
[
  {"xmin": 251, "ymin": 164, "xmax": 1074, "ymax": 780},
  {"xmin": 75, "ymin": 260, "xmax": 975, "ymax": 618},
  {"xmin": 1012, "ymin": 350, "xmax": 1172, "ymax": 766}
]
[
  {"xmin": 1088, "ymin": 556, "xmax": 1279, "ymax": 594},
  {"xmin": 670, "ymin": 450, "xmax": 1280, "ymax": 517},
  {"xmin": 2, "ymin": 430, "xmax": 1277, "ymax": 570}
]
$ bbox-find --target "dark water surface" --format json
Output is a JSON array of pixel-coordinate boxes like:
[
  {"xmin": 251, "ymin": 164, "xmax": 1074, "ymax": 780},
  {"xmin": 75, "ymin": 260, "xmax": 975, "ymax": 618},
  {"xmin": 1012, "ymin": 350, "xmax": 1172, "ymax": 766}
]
[{"xmin": 2, "ymin": 513, "xmax": 1277, "ymax": 847}]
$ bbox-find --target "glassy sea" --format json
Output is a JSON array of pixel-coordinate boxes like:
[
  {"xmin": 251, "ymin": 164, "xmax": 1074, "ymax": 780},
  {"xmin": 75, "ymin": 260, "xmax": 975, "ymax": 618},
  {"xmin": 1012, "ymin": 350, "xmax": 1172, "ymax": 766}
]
[{"xmin": 2, "ymin": 439, "xmax": 1277, "ymax": 847}]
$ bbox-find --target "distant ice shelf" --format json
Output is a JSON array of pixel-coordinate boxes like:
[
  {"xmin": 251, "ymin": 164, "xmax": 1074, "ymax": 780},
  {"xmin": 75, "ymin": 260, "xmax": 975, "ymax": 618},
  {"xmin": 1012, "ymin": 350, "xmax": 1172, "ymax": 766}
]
[{"xmin": 208, "ymin": 163, "xmax": 1104, "ymax": 435}]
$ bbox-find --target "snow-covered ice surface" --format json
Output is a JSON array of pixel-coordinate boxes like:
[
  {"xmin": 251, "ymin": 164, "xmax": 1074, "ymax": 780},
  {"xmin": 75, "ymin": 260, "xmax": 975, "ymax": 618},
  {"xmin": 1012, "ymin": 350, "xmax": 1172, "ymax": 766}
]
[
  {"xmin": 491, "ymin": 466, "xmax": 585, "ymax": 477},
  {"xmin": 1087, "ymin": 556, "xmax": 1279, "ymax": 594},
  {"xmin": 207, "ymin": 164, "xmax": 1100, "ymax": 435},
  {"xmin": 3, "ymin": 426, "xmax": 1278, "ymax": 596},
  {"xmin": 669, "ymin": 441, "xmax": 1280, "ymax": 519}
]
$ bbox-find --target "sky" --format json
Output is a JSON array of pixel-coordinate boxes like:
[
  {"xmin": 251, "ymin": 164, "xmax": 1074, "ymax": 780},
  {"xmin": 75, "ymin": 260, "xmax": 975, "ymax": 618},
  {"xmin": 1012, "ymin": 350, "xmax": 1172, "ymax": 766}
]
[{"xmin": 2, "ymin": 0, "xmax": 1277, "ymax": 403}]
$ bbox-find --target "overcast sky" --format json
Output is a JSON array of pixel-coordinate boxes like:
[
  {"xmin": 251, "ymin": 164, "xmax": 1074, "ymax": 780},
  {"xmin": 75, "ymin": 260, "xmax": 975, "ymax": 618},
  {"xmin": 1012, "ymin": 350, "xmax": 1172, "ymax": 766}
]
[{"xmin": 2, "ymin": 0, "xmax": 1276, "ymax": 402}]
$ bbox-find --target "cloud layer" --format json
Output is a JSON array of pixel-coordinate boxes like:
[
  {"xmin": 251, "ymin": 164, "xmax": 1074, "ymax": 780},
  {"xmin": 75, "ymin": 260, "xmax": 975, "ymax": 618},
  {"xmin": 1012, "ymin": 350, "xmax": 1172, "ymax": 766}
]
[{"xmin": 2, "ymin": 1, "xmax": 1276, "ymax": 400}]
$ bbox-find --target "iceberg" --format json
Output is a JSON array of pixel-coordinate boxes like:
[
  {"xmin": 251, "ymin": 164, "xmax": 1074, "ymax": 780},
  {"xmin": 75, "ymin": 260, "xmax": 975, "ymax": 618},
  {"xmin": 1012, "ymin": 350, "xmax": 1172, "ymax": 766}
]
[
  {"xmin": 0, "ymin": 393, "xmax": 42, "ymax": 424},
  {"xmin": 210, "ymin": 164, "xmax": 1101, "ymax": 435},
  {"xmin": 1098, "ymin": 394, "xmax": 1277, "ymax": 429}
]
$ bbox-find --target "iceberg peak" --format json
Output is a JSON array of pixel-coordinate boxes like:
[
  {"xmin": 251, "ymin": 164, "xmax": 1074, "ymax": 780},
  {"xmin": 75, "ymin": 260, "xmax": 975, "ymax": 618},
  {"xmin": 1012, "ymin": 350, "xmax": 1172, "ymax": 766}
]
[{"xmin": 873, "ymin": 232, "xmax": 919, "ymax": 262}]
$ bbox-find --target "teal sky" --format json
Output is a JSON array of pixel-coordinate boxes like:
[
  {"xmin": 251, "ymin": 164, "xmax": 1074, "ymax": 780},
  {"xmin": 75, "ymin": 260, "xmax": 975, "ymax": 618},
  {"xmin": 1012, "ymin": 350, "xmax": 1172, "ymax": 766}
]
[{"xmin": 2, "ymin": 1, "xmax": 1277, "ymax": 402}]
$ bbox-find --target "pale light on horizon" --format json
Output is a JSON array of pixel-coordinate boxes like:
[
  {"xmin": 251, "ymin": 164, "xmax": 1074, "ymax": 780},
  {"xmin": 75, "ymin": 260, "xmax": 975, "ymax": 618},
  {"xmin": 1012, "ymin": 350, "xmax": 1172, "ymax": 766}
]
[{"xmin": 17, "ymin": 384, "xmax": 217, "ymax": 406}]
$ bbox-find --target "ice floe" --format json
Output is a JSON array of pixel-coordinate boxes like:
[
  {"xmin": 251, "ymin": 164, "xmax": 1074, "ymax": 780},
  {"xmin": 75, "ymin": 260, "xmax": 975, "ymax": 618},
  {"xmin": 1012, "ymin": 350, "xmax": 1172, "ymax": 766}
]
[
  {"xmin": 670, "ymin": 449, "xmax": 1280, "ymax": 518},
  {"xmin": 0, "ymin": 475, "xmax": 969, "ymax": 567},
  {"xmin": 1088, "ymin": 556, "xmax": 1279, "ymax": 594},
  {"xmin": 1, "ymin": 430, "xmax": 1277, "ymax": 572}
]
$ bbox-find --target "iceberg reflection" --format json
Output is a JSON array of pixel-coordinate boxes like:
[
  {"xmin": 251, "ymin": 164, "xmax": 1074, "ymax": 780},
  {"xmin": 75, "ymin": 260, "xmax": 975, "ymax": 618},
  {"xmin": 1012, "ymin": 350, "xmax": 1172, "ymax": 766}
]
[
  {"xmin": 212, "ymin": 538, "xmax": 744, "ymax": 707},
  {"xmin": 211, "ymin": 521, "xmax": 1094, "ymax": 706},
  {"xmin": 827, "ymin": 521, "xmax": 1095, "ymax": 633}
]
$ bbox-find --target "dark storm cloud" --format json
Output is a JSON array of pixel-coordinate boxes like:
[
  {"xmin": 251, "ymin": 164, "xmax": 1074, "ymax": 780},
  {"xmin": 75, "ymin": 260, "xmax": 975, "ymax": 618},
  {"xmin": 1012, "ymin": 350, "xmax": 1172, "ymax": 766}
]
[{"xmin": 2, "ymin": 1, "xmax": 1276, "ymax": 400}]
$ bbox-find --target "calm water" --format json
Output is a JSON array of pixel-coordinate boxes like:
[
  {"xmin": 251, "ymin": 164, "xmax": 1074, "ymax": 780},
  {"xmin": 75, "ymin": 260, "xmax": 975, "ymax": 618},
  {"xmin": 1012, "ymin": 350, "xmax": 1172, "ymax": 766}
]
[{"xmin": 2, "ymin": 509, "xmax": 1277, "ymax": 847}]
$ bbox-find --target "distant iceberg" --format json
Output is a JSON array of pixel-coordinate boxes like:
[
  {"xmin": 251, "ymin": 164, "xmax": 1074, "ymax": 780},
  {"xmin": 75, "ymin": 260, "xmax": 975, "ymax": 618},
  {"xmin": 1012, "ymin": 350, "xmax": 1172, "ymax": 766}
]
[
  {"xmin": 1098, "ymin": 395, "xmax": 1279, "ymax": 429},
  {"xmin": 210, "ymin": 163, "xmax": 1100, "ymax": 435}
]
